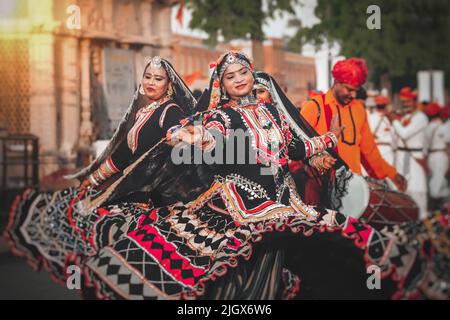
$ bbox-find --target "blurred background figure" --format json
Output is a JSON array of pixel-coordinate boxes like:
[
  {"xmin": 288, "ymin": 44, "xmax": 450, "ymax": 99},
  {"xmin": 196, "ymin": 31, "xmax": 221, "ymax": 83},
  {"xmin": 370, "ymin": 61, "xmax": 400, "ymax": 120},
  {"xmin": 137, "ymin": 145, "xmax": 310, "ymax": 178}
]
[
  {"xmin": 356, "ymin": 87, "xmax": 367, "ymax": 103},
  {"xmin": 424, "ymin": 102, "xmax": 450, "ymax": 210},
  {"xmin": 441, "ymin": 106, "xmax": 450, "ymax": 153},
  {"xmin": 192, "ymin": 89, "xmax": 203, "ymax": 101},
  {"xmin": 441, "ymin": 106, "xmax": 450, "ymax": 201},
  {"xmin": 419, "ymin": 100, "xmax": 429, "ymax": 114},
  {"xmin": 387, "ymin": 87, "xmax": 429, "ymax": 218},
  {"xmin": 368, "ymin": 95, "xmax": 396, "ymax": 166},
  {"xmin": 253, "ymin": 71, "xmax": 273, "ymax": 103}
]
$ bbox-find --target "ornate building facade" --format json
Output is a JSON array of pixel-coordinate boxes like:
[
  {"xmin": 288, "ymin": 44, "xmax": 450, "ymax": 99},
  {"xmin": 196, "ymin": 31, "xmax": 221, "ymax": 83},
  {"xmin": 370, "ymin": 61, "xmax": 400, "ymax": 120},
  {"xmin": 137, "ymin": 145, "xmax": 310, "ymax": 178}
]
[
  {"xmin": 0, "ymin": 0, "xmax": 315, "ymax": 182},
  {"xmin": 0, "ymin": 0, "xmax": 176, "ymax": 178}
]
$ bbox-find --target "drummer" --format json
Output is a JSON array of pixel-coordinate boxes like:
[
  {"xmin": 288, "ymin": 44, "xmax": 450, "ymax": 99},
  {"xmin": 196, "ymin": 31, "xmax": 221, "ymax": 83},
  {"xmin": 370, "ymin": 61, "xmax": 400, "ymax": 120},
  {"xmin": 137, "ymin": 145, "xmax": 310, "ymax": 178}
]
[{"xmin": 300, "ymin": 58, "xmax": 407, "ymax": 191}]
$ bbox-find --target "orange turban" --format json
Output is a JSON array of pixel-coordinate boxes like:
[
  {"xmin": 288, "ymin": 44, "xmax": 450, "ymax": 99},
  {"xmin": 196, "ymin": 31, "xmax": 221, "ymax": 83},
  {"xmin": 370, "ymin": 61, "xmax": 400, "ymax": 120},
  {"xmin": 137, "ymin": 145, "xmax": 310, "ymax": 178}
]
[
  {"xmin": 399, "ymin": 87, "xmax": 417, "ymax": 101},
  {"xmin": 332, "ymin": 58, "xmax": 368, "ymax": 87},
  {"xmin": 374, "ymin": 95, "xmax": 390, "ymax": 106}
]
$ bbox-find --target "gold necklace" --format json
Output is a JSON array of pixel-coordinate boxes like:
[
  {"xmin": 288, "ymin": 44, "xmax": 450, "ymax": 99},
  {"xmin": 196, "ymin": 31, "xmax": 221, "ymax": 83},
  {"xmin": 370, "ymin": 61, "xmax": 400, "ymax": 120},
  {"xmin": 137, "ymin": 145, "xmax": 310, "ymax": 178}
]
[{"xmin": 139, "ymin": 97, "xmax": 167, "ymax": 115}]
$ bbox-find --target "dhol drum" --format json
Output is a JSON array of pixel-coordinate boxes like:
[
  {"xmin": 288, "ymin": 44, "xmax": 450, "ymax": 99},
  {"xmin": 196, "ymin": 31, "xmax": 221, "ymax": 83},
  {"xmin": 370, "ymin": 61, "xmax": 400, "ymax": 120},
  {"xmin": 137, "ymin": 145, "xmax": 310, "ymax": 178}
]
[{"xmin": 338, "ymin": 173, "xmax": 419, "ymax": 229}]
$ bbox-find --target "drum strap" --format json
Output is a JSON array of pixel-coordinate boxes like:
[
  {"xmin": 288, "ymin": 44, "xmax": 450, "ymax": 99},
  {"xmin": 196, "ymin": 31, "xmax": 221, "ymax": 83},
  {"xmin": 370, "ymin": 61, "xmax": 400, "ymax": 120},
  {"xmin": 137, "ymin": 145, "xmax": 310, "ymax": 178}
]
[{"xmin": 311, "ymin": 99, "xmax": 322, "ymax": 127}]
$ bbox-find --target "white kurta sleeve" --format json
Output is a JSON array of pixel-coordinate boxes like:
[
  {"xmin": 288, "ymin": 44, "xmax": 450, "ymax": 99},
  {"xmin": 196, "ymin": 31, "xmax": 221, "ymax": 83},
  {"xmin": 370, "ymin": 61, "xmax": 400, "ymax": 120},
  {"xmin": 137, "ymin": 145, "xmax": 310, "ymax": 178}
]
[{"xmin": 392, "ymin": 114, "xmax": 428, "ymax": 141}]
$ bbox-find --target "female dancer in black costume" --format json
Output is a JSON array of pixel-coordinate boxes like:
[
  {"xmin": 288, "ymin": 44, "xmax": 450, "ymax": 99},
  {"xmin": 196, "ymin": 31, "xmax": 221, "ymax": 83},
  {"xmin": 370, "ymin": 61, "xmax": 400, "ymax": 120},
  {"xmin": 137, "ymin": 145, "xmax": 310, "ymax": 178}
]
[
  {"xmin": 4, "ymin": 56, "xmax": 198, "ymax": 282},
  {"xmin": 5, "ymin": 52, "xmax": 448, "ymax": 300},
  {"xmin": 80, "ymin": 52, "xmax": 448, "ymax": 299}
]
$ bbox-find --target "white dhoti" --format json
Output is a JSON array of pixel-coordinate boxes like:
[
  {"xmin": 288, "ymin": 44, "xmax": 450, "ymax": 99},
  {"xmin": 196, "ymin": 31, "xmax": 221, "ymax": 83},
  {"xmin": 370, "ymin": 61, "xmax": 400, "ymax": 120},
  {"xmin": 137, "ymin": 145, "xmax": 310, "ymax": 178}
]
[
  {"xmin": 395, "ymin": 150, "xmax": 428, "ymax": 219},
  {"xmin": 393, "ymin": 111, "xmax": 429, "ymax": 219},
  {"xmin": 368, "ymin": 111, "xmax": 396, "ymax": 166},
  {"xmin": 425, "ymin": 121, "xmax": 449, "ymax": 200},
  {"xmin": 428, "ymin": 151, "xmax": 450, "ymax": 199},
  {"xmin": 378, "ymin": 145, "xmax": 395, "ymax": 166}
]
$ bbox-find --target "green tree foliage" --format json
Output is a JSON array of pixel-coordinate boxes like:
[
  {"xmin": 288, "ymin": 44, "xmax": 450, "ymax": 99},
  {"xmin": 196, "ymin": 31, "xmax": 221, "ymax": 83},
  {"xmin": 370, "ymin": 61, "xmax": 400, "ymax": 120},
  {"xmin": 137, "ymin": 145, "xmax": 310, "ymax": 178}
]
[
  {"xmin": 288, "ymin": 0, "xmax": 450, "ymax": 84},
  {"xmin": 187, "ymin": 0, "xmax": 298, "ymax": 44}
]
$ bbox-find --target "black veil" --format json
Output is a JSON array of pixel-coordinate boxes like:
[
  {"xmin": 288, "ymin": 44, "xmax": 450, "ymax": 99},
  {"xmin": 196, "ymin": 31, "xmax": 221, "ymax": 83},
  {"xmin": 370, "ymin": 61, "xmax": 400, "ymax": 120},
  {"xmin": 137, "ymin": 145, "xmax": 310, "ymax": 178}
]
[
  {"xmin": 256, "ymin": 71, "xmax": 351, "ymax": 209},
  {"xmin": 73, "ymin": 57, "xmax": 210, "ymax": 209},
  {"xmin": 194, "ymin": 65, "xmax": 351, "ymax": 210},
  {"xmin": 66, "ymin": 57, "xmax": 196, "ymax": 182},
  {"xmin": 85, "ymin": 57, "xmax": 351, "ymax": 211}
]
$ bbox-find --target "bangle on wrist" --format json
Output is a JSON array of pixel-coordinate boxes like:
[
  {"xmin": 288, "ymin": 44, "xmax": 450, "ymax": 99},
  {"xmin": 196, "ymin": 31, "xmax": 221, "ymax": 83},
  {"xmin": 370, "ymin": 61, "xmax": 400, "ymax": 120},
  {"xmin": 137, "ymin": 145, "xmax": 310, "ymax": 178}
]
[
  {"xmin": 324, "ymin": 132, "xmax": 337, "ymax": 148},
  {"xmin": 89, "ymin": 174, "xmax": 100, "ymax": 187}
]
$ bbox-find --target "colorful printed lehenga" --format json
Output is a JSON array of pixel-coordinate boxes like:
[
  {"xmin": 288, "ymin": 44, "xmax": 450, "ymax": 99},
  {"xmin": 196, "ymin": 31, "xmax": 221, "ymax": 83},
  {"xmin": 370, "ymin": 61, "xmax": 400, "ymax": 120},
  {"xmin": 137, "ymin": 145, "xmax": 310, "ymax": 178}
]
[{"xmin": 4, "ymin": 53, "xmax": 449, "ymax": 300}]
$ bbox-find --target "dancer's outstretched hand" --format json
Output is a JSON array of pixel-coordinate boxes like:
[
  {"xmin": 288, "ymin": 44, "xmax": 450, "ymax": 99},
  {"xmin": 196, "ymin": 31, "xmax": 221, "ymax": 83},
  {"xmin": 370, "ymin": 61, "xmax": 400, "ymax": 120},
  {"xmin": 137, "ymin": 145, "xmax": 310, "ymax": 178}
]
[
  {"xmin": 166, "ymin": 125, "xmax": 201, "ymax": 146},
  {"xmin": 311, "ymin": 154, "xmax": 337, "ymax": 175}
]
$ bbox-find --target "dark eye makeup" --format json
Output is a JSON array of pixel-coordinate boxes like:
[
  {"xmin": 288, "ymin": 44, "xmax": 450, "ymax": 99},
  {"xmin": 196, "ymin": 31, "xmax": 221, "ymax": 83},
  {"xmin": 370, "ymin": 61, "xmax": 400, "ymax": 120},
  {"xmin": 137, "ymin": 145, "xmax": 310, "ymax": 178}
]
[{"xmin": 144, "ymin": 73, "xmax": 166, "ymax": 81}]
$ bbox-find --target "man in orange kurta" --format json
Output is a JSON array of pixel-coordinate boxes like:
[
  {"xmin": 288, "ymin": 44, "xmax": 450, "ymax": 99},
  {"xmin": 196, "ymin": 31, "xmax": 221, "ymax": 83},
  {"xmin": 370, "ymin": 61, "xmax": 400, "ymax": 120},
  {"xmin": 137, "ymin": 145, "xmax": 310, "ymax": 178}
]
[{"xmin": 300, "ymin": 58, "xmax": 407, "ymax": 191}]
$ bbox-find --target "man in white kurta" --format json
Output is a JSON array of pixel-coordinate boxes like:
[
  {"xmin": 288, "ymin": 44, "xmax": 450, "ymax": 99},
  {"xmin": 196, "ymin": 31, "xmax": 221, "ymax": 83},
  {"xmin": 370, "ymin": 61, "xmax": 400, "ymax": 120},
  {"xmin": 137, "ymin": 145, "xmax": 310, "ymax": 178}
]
[
  {"xmin": 441, "ymin": 107, "xmax": 450, "ymax": 145},
  {"xmin": 424, "ymin": 103, "xmax": 450, "ymax": 208},
  {"xmin": 388, "ymin": 87, "xmax": 429, "ymax": 219},
  {"xmin": 368, "ymin": 96, "xmax": 396, "ymax": 166}
]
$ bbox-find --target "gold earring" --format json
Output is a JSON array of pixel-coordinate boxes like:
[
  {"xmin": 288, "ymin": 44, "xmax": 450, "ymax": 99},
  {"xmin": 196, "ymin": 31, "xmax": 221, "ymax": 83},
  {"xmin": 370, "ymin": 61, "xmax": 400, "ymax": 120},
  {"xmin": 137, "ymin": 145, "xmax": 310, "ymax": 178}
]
[
  {"xmin": 167, "ymin": 85, "xmax": 173, "ymax": 99},
  {"xmin": 139, "ymin": 84, "xmax": 145, "ymax": 95}
]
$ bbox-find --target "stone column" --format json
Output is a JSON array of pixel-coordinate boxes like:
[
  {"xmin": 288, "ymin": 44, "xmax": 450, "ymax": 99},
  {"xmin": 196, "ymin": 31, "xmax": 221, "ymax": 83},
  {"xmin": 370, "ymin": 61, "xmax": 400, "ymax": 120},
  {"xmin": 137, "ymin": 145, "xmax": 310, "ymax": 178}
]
[
  {"xmin": 141, "ymin": 0, "xmax": 154, "ymax": 40},
  {"xmin": 59, "ymin": 36, "xmax": 80, "ymax": 165},
  {"xmin": 103, "ymin": 0, "xmax": 114, "ymax": 32},
  {"xmin": 28, "ymin": 34, "xmax": 57, "ymax": 153},
  {"xmin": 27, "ymin": 0, "xmax": 59, "ymax": 176},
  {"xmin": 156, "ymin": 4, "xmax": 174, "ymax": 60},
  {"xmin": 79, "ymin": 39, "xmax": 93, "ymax": 150}
]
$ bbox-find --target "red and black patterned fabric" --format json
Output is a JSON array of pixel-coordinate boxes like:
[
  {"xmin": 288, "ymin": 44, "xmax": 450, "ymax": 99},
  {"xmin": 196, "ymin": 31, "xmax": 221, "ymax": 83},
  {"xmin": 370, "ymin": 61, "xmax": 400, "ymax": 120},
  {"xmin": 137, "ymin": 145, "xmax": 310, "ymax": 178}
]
[
  {"xmin": 80, "ymin": 199, "xmax": 448, "ymax": 299},
  {"xmin": 4, "ymin": 99, "xmax": 449, "ymax": 300}
]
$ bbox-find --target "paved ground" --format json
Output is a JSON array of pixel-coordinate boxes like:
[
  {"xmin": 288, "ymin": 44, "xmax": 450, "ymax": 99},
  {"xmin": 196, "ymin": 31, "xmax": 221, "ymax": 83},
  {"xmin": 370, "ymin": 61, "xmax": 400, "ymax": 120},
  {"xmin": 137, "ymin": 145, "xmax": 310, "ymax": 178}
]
[
  {"xmin": 0, "ymin": 187, "xmax": 80, "ymax": 300},
  {"xmin": 0, "ymin": 208, "xmax": 80, "ymax": 300},
  {"xmin": 0, "ymin": 246, "xmax": 80, "ymax": 300}
]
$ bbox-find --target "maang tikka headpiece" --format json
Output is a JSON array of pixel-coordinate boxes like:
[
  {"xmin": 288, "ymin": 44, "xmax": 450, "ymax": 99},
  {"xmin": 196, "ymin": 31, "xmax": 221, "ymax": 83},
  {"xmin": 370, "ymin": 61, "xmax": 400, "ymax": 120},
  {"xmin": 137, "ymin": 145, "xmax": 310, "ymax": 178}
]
[
  {"xmin": 149, "ymin": 56, "xmax": 162, "ymax": 69},
  {"xmin": 217, "ymin": 53, "xmax": 253, "ymax": 80}
]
